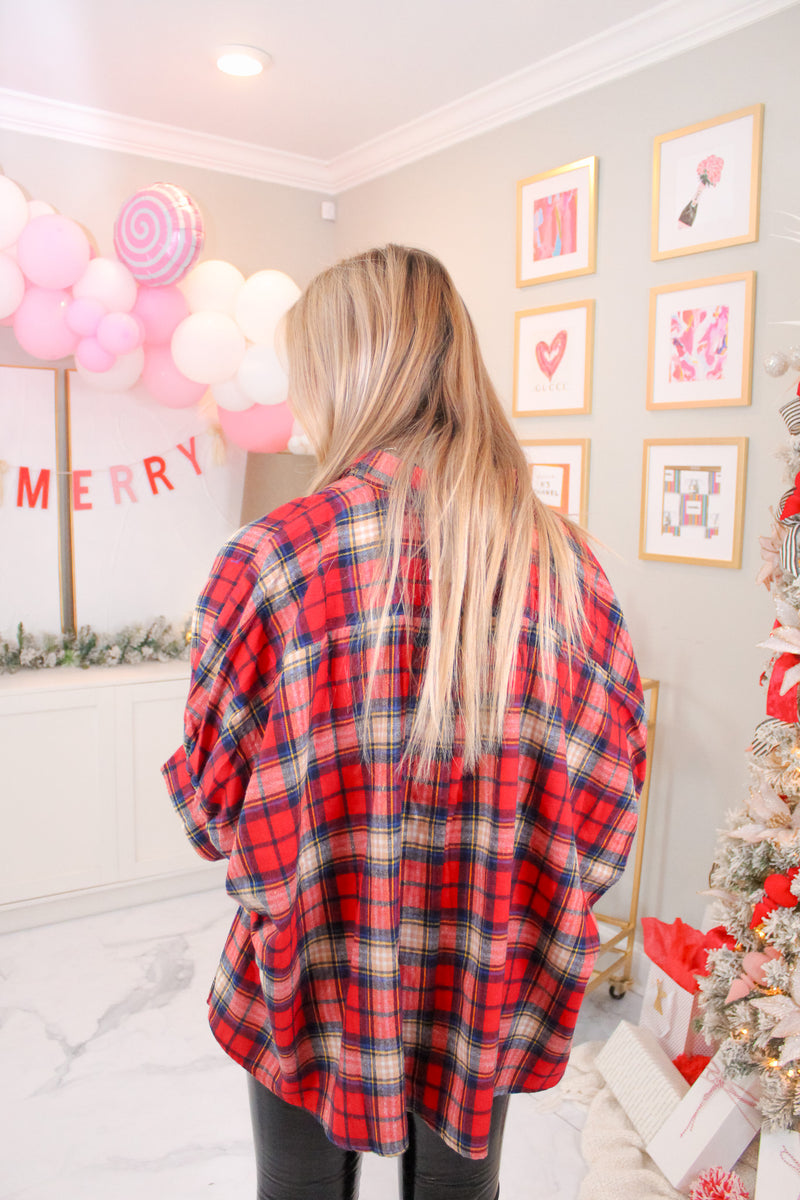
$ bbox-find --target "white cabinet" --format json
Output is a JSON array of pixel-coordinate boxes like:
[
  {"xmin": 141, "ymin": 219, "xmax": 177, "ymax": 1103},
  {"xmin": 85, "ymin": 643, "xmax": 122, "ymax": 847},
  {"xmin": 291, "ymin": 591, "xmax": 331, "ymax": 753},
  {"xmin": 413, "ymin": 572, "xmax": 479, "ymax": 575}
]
[{"xmin": 0, "ymin": 663, "xmax": 224, "ymax": 930}]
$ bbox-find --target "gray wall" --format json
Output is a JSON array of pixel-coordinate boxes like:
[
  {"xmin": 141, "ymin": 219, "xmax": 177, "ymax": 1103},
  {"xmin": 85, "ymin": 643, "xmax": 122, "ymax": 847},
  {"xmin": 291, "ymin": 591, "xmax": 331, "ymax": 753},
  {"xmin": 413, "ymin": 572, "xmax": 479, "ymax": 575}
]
[{"xmin": 331, "ymin": 5, "xmax": 800, "ymax": 927}]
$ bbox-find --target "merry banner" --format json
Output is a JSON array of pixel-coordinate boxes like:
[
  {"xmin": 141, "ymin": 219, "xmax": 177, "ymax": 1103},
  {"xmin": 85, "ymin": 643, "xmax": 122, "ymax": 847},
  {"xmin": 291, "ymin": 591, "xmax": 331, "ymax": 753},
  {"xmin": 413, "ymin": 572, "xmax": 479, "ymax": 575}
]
[{"xmin": 0, "ymin": 365, "xmax": 247, "ymax": 636}]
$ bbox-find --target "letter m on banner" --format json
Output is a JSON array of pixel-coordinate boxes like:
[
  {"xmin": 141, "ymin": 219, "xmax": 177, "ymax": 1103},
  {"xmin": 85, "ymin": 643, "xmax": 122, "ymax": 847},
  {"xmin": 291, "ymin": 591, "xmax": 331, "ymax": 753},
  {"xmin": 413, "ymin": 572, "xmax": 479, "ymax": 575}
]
[{"xmin": 16, "ymin": 467, "xmax": 51, "ymax": 509}]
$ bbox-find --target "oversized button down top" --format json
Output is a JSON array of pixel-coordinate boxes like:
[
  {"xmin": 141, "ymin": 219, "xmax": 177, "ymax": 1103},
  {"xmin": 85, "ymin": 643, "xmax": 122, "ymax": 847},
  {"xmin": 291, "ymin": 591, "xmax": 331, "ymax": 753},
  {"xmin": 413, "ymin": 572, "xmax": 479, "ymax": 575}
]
[{"xmin": 163, "ymin": 449, "xmax": 646, "ymax": 1159}]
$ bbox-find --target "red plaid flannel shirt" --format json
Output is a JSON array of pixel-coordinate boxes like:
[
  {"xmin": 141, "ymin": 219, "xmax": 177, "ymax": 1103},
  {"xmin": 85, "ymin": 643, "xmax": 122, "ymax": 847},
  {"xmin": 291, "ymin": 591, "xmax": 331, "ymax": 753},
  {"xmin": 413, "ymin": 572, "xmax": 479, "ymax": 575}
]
[{"xmin": 163, "ymin": 449, "xmax": 646, "ymax": 1159}]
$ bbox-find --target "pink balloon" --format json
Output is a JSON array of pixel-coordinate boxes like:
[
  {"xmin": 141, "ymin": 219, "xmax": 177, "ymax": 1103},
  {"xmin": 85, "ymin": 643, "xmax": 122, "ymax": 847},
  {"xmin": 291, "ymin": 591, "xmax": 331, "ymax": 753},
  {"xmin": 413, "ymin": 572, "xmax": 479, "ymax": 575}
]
[
  {"xmin": 141, "ymin": 343, "xmax": 206, "ymax": 408},
  {"xmin": 66, "ymin": 296, "xmax": 106, "ymax": 337},
  {"xmin": 13, "ymin": 287, "xmax": 79, "ymax": 359},
  {"xmin": 218, "ymin": 401, "xmax": 294, "ymax": 453},
  {"xmin": 17, "ymin": 215, "xmax": 91, "ymax": 289},
  {"xmin": 97, "ymin": 311, "xmax": 144, "ymax": 355},
  {"xmin": 132, "ymin": 284, "xmax": 188, "ymax": 345},
  {"xmin": 0, "ymin": 252, "xmax": 25, "ymax": 318},
  {"xmin": 76, "ymin": 337, "xmax": 116, "ymax": 372}
]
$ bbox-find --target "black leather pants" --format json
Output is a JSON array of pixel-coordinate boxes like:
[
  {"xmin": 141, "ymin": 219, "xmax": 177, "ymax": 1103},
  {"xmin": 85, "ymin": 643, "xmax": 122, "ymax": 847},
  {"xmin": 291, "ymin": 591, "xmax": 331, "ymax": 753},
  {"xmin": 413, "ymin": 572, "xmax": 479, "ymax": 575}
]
[{"xmin": 247, "ymin": 1075, "xmax": 509, "ymax": 1200}]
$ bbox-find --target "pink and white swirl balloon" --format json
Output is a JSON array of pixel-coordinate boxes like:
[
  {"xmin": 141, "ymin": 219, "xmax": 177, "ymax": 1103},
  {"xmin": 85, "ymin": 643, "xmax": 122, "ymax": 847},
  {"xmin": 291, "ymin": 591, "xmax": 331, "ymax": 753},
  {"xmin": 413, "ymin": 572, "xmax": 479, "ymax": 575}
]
[{"xmin": 113, "ymin": 183, "xmax": 204, "ymax": 287}]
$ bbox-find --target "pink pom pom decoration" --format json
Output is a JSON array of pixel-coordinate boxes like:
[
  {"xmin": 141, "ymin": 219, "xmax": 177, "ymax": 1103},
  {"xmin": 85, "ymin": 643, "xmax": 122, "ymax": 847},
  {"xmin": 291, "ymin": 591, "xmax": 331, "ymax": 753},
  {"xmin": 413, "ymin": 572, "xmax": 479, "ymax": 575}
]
[
  {"xmin": 113, "ymin": 183, "xmax": 204, "ymax": 286},
  {"xmin": 689, "ymin": 1166, "xmax": 749, "ymax": 1200},
  {"xmin": 217, "ymin": 400, "xmax": 294, "ymax": 453}
]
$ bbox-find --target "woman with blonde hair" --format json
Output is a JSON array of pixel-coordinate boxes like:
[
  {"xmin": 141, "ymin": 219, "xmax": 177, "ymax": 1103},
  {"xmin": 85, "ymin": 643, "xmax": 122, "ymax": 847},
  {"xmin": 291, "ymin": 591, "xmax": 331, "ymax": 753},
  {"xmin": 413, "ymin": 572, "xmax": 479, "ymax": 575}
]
[{"xmin": 164, "ymin": 244, "xmax": 646, "ymax": 1199}]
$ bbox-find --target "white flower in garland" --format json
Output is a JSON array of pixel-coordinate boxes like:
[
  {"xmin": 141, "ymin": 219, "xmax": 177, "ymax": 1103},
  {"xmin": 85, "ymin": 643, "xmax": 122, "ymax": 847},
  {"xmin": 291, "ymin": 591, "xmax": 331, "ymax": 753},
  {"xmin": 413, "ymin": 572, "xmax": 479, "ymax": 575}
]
[{"xmin": 751, "ymin": 960, "xmax": 800, "ymax": 1066}]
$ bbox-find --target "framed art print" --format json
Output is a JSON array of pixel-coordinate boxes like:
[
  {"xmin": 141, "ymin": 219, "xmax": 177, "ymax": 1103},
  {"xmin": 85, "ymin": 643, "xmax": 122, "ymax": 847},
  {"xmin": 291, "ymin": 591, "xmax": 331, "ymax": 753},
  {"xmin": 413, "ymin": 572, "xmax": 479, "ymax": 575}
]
[
  {"xmin": 652, "ymin": 104, "xmax": 763, "ymax": 260},
  {"xmin": 521, "ymin": 438, "xmax": 590, "ymax": 527},
  {"xmin": 0, "ymin": 365, "xmax": 63, "ymax": 637},
  {"xmin": 639, "ymin": 437, "xmax": 747, "ymax": 568},
  {"xmin": 647, "ymin": 272, "xmax": 755, "ymax": 409},
  {"xmin": 66, "ymin": 370, "xmax": 246, "ymax": 630},
  {"xmin": 513, "ymin": 300, "xmax": 594, "ymax": 417},
  {"xmin": 516, "ymin": 156, "xmax": 597, "ymax": 287}
]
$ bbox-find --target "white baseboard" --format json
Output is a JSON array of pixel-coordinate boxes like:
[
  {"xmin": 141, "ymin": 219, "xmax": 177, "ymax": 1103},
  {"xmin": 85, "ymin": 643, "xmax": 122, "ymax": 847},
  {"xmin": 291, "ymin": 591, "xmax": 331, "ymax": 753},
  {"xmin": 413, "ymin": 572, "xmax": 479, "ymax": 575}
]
[{"xmin": 0, "ymin": 863, "xmax": 227, "ymax": 934}]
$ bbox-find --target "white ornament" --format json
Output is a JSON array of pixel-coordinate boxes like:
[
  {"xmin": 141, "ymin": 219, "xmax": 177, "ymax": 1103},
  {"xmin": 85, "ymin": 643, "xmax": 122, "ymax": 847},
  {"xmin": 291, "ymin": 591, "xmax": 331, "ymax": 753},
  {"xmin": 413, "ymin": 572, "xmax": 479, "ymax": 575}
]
[
  {"xmin": 789, "ymin": 347, "xmax": 800, "ymax": 372},
  {"xmin": 765, "ymin": 351, "xmax": 790, "ymax": 377}
]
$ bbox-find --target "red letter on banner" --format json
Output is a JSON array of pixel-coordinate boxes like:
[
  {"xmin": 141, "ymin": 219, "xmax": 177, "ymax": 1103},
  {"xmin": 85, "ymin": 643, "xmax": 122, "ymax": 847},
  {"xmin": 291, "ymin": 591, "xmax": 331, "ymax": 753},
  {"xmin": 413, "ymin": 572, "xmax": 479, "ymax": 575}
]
[
  {"xmin": 143, "ymin": 456, "xmax": 174, "ymax": 495},
  {"xmin": 16, "ymin": 467, "xmax": 51, "ymax": 509},
  {"xmin": 109, "ymin": 465, "xmax": 138, "ymax": 505},
  {"xmin": 176, "ymin": 437, "xmax": 202, "ymax": 475},
  {"xmin": 72, "ymin": 470, "xmax": 93, "ymax": 510}
]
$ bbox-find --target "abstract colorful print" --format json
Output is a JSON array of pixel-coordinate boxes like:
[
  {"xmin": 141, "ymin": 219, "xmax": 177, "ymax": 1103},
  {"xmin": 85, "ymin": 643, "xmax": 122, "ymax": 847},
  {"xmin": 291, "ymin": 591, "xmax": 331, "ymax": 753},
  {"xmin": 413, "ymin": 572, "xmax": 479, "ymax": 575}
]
[
  {"xmin": 670, "ymin": 305, "xmax": 729, "ymax": 383},
  {"xmin": 533, "ymin": 189, "xmax": 578, "ymax": 261}
]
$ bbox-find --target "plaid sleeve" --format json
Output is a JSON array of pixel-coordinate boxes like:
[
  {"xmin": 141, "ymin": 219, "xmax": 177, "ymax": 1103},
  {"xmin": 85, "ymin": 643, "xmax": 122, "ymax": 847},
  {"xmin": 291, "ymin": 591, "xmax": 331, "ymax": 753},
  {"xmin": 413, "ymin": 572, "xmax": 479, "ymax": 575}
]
[
  {"xmin": 162, "ymin": 526, "xmax": 283, "ymax": 861},
  {"xmin": 562, "ymin": 553, "xmax": 648, "ymax": 908}
]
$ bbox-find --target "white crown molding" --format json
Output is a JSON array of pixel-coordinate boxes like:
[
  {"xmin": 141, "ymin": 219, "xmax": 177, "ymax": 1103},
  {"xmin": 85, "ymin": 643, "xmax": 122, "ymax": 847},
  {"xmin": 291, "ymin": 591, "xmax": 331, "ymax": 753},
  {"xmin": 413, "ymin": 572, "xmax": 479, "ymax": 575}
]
[
  {"xmin": 0, "ymin": 0, "xmax": 795, "ymax": 196},
  {"xmin": 327, "ymin": 0, "xmax": 799, "ymax": 192},
  {"xmin": 0, "ymin": 89, "xmax": 331, "ymax": 192}
]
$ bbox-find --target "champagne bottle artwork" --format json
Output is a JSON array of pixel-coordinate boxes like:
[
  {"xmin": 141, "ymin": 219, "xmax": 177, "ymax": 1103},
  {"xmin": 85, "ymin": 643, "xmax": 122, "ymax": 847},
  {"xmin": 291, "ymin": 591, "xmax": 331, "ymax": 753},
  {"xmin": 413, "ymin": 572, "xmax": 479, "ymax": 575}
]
[{"xmin": 679, "ymin": 155, "xmax": 725, "ymax": 228}]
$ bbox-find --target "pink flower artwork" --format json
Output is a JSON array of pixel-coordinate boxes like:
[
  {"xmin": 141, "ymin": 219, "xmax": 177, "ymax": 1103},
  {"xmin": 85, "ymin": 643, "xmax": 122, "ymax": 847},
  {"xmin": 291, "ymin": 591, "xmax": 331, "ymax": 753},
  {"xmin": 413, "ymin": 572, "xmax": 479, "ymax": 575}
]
[
  {"xmin": 533, "ymin": 189, "xmax": 577, "ymax": 261},
  {"xmin": 669, "ymin": 305, "xmax": 729, "ymax": 383},
  {"xmin": 698, "ymin": 155, "xmax": 724, "ymax": 187}
]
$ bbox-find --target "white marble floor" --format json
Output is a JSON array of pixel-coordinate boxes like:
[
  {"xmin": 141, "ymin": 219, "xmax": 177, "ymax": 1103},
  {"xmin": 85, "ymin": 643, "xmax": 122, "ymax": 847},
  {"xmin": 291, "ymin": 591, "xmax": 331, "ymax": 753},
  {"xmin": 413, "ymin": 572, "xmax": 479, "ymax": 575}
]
[{"xmin": 0, "ymin": 889, "xmax": 641, "ymax": 1200}]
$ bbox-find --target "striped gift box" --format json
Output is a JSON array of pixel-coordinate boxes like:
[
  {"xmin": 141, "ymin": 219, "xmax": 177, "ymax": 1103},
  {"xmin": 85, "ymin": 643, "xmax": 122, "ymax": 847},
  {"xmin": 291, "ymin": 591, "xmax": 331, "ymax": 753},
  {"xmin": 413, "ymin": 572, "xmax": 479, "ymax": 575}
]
[
  {"xmin": 780, "ymin": 396, "xmax": 800, "ymax": 435},
  {"xmin": 780, "ymin": 523, "xmax": 800, "ymax": 576}
]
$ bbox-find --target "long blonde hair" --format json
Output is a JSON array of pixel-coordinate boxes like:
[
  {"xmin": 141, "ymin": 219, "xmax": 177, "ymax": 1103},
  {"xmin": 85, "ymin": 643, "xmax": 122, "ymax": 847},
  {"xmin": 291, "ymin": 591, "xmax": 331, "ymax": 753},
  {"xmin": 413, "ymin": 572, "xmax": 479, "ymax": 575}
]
[{"xmin": 284, "ymin": 245, "xmax": 583, "ymax": 773}]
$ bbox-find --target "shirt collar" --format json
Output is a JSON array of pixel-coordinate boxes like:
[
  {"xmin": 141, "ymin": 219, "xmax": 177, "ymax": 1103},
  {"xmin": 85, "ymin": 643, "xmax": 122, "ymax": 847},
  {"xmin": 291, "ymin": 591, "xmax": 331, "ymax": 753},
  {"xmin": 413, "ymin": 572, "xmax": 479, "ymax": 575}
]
[{"xmin": 346, "ymin": 448, "xmax": 425, "ymax": 491}]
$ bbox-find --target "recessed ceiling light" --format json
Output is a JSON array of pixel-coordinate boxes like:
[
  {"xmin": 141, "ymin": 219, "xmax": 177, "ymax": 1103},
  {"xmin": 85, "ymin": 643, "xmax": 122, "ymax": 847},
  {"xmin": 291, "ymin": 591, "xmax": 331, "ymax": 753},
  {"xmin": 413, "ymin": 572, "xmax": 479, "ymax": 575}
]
[{"xmin": 216, "ymin": 45, "xmax": 271, "ymax": 77}]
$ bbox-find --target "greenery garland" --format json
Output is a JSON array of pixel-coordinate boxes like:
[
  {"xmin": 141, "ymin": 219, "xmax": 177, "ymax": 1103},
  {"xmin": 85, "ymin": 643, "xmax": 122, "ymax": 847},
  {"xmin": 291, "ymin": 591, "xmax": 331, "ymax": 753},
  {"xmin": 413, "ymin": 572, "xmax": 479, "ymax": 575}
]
[{"xmin": 0, "ymin": 617, "xmax": 191, "ymax": 674}]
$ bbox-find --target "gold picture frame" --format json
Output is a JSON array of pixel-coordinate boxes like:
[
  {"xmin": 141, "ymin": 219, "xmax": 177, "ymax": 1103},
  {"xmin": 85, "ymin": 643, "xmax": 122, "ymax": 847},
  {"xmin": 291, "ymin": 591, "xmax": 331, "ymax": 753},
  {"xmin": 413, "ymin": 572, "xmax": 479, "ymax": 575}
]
[
  {"xmin": 520, "ymin": 438, "xmax": 590, "ymax": 527},
  {"xmin": 646, "ymin": 272, "xmax": 756, "ymax": 410},
  {"xmin": 513, "ymin": 299, "xmax": 594, "ymax": 417},
  {"xmin": 651, "ymin": 104, "xmax": 763, "ymax": 261},
  {"xmin": 516, "ymin": 156, "xmax": 598, "ymax": 287},
  {"xmin": 639, "ymin": 437, "xmax": 748, "ymax": 568}
]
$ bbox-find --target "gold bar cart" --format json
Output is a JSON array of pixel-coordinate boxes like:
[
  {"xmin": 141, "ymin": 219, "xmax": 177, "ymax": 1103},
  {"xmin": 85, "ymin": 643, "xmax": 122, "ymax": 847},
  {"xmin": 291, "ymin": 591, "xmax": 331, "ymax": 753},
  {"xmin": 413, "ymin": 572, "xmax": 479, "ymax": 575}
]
[{"xmin": 585, "ymin": 677, "xmax": 659, "ymax": 998}]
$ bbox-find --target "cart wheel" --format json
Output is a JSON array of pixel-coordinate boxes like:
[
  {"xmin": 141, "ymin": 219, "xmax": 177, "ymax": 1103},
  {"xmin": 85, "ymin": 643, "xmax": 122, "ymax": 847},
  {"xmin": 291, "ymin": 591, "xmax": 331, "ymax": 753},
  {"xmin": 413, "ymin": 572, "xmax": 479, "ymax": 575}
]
[{"xmin": 609, "ymin": 983, "xmax": 628, "ymax": 1000}]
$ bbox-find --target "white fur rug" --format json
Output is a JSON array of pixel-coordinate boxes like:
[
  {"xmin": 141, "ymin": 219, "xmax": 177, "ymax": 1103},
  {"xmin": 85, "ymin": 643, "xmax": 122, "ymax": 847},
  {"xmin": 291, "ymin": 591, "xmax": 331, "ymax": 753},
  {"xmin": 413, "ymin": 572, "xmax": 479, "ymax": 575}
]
[{"xmin": 539, "ymin": 1041, "xmax": 759, "ymax": 1199}]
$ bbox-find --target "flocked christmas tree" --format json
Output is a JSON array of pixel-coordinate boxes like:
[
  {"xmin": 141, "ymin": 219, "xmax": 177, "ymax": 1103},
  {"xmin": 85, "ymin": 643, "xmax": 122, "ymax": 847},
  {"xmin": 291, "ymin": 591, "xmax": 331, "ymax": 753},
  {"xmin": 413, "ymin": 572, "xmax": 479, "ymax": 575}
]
[{"xmin": 698, "ymin": 347, "xmax": 800, "ymax": 1132}]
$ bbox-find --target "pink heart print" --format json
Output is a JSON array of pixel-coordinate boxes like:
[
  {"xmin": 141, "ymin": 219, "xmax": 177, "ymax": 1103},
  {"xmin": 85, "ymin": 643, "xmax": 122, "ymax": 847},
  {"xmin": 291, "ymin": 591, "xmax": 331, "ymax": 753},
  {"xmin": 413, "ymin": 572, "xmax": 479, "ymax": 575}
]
[{"xmin": 535, "ymin": 330, "xmax": 567, "ymax": 380}]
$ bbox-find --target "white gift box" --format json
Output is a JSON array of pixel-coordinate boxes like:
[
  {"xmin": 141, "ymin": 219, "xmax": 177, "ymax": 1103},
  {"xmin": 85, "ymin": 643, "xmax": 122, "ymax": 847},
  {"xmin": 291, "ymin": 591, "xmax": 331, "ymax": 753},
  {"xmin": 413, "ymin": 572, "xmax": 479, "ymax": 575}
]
[
  {"xmin": 755, "ymin": 1126, "xmax": 800, "ymax": 1199},
  {"xmin": 646, "ymin": 1051, "xmax": 761, "ymax": 1192},
  {"xmin": 596, "ymin": 1019, "xmax": 689, "ymax": 1144},
  {"xmin": 639, "ymin": 959, "xmax": 715, "ymax": 1060}
]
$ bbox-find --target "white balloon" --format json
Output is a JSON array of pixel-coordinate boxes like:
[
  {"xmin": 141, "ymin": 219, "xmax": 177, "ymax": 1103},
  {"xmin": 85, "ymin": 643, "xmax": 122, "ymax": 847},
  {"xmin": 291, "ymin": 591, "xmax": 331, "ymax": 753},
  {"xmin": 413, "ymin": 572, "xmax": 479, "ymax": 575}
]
[
  {"xmin": 171, "ymin": 311, "xmax": 246, "ymax": 384},
  {"xmin": 73, "ymin": 257, "xmax": 138, "ymax": 313},
  {"xmin": 236, "ymin": 343, "xmax": 288, "ymax": 406},
  {"xmin": 75, "ymin": 346, "xmax": 144, "ymax": 392},
  {"xmin": 211, "ymin": 378, "xmax": 252, "ymax": 412},
  {"xmin": 0, "ymin": 253, "xmax": 25, "ymax": 318},
  {"xmin": 0, "ymin": 176, "xmax": 29, "ymax": 251},
  {"xmin": 287, "ymin": 422, "xmax": 314, "ymax": 456},
  {"xmin": 234, "ymin": 270, "xmax": 301, "ymax": 345},
  {"xmin": 27, "ymin": 200, "xmax": 56, "ymax": 219},
  {"xmin": 181, "ymin": 259, "xmax": 245, "ymax": 315}
]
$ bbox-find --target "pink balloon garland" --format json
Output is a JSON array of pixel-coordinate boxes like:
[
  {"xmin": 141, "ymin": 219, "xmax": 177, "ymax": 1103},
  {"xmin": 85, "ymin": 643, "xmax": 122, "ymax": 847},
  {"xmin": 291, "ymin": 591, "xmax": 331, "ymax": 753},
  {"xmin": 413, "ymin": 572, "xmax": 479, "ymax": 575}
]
[{"xmin": 0, "ymin": 170, "xmax": 298, "ymax": 450}]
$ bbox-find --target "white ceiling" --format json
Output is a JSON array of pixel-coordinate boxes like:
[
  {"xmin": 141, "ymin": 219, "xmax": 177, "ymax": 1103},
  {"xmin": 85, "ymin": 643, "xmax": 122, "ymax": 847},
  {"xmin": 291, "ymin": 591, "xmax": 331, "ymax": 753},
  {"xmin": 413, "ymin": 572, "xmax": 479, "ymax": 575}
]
[{"xmin": 0, "ymin": 0, "xmax": 795, "ymax": 192}]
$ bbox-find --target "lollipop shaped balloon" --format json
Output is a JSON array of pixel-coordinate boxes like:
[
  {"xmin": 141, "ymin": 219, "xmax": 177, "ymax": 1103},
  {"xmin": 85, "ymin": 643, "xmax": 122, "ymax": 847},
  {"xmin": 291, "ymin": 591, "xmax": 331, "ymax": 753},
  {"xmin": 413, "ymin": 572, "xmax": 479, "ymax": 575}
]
[{"xmin": 113, "ymin": 183, "xmax": 204, "ymax": 287}]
